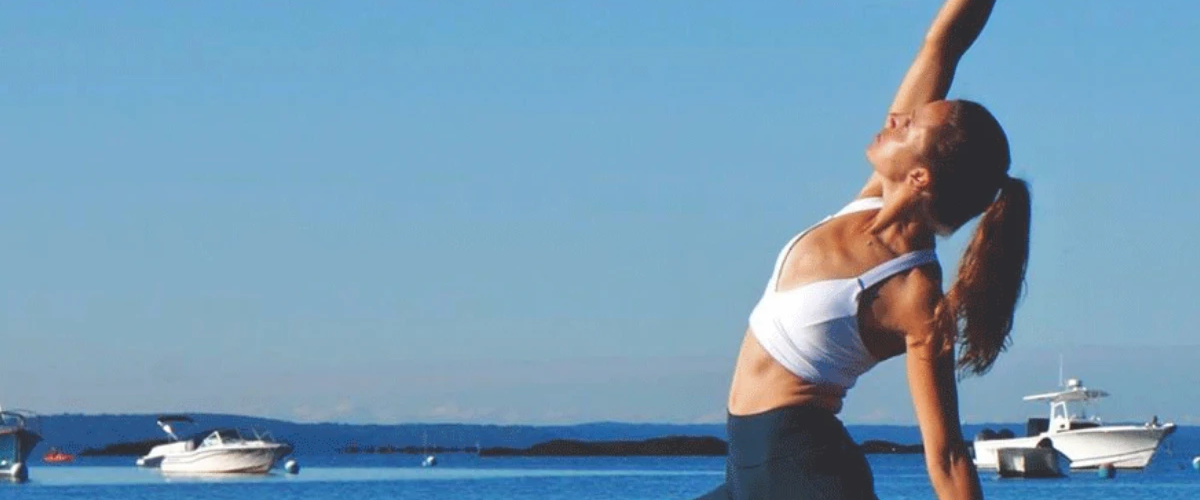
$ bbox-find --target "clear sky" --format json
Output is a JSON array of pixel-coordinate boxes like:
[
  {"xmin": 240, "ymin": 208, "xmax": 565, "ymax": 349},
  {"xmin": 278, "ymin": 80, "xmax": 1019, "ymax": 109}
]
[{"xmin": 3, "ymin": 1, "xmax": 1199, "ymax": 425}]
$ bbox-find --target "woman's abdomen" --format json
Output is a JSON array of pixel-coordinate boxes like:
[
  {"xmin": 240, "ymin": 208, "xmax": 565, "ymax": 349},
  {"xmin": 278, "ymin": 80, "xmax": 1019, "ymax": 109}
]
[{"xmin": 727, "ymin": 329, "xmax": 846, "ymax": 416}]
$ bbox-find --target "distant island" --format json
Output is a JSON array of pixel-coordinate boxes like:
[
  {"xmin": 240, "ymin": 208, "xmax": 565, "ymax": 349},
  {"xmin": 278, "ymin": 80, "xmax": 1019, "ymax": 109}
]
[
  {"xmin": 480, "ymin": 436, "xmax": 728, "ymax": 457},
  {"xmin": 859, "ymin": 439, "xmax": 924, "ymax": 454},
  {"xmin": 474, "ymin": 436, "xmax": 922, "ymax": 457},
  {"xmin": 84, "ymin": 435, "xmax": 924, "ymax": 457},
  {"xmin": 38, "ymin": 413, "xmax": 1009, "ymax": 457},
  {"xmin": 340, "ymin": 445, "xmax": 476, "ymax": 455},
  {"xmin": 80, "ymin": 438, "xmax": 170, "ymax": 457}
]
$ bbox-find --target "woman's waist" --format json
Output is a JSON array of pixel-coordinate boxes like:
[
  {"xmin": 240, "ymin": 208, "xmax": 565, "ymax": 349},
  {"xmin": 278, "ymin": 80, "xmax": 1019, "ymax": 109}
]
[
  {"xmin": 728, "ymin": 338, "xmax": 849, "ymax": 416},
  {"xmin": 727, "ymin": 380, "xmax": 845, "ymax": 417}
]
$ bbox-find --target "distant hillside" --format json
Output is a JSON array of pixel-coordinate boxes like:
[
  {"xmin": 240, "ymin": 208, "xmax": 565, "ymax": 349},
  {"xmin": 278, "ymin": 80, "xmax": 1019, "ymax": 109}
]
[
  {"xmin": 36, "ymin": 414, "xmax": 725, "ymax": 456},
  {"xmin": 80, "ymin": 438, "xmax": 169, "ymax": 457},
  {"xmin": 34, "ymin": 414, "xmax": 1200, "ymax": 458},
  {"xmin": 480, "ymin": 436, "xmax": 728, "ymax": 457}
]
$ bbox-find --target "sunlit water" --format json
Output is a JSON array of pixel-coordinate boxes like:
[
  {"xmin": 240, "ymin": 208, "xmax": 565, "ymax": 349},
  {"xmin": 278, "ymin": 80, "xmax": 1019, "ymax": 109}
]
[{"xmin": 3, "ymin": 453, "xmax": 1199, "ymax": 499}]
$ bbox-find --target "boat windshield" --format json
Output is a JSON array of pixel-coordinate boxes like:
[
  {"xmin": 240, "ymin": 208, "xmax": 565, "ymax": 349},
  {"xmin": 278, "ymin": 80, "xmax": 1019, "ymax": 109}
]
[
  {"xmin": 197, "ymin": 428, "xmax": 275, "ymax": 447},
  {"xmin": 200, "ymin": 429, "xmax": 244, "ymax": 447},
  {"xmin": 242, "ymin": 428, "xmax": 274, "ymax": 442}
]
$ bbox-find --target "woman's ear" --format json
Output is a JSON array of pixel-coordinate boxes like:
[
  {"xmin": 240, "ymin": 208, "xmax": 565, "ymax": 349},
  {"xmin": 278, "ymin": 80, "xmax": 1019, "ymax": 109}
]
[{"xmin": 907, "ymin": 167, "xmax": 932, "ymax": 191}]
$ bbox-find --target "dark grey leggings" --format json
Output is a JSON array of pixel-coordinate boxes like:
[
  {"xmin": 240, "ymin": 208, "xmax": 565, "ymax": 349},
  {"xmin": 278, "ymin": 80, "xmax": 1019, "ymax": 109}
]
[{"xmin": 694, "ymin": 405, "xmax": 878, "ymax": 500}]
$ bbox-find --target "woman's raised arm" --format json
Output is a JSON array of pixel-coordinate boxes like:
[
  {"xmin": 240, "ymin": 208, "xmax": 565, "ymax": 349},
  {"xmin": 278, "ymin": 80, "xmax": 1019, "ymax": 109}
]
[
  {"xmin": 859, "ymin": 0, "xmax": 998, "ymax": 199},
  {"xmin": 887, "ymin": 0, "xmax": 997, "ymax": 119}
]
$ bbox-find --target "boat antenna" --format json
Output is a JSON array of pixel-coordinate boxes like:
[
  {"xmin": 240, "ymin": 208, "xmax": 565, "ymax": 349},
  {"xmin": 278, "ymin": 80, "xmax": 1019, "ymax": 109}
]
[{"xmin": 1057, "ymin": 354, "xmax": 1064, "ymax": 388}]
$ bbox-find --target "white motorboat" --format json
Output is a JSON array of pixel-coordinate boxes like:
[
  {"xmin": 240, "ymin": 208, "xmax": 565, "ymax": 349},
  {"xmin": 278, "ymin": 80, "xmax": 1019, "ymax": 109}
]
[
  {"xmin": 973, "ymin": 378, "xmax": 1175, "ymax": 470},
  {"xmin": 137, "ymin": 415, "xmax": 292, "ymax": 474},
  {"xmin": 0, "ymin": 408, "xmax": 42, "ymax": 481}
]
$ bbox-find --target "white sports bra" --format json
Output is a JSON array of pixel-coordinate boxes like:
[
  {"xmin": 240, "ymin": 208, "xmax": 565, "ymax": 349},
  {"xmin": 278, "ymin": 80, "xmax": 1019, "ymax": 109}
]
[{"xmin": 747, "ymin": 197, "xmax": 938, "ymax": 392}]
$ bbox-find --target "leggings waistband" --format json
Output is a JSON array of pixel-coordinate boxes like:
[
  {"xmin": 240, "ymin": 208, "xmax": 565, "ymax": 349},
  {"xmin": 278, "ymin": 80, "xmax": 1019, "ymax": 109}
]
[{"xmin": 726, "ymin": 405, "xmax": 852, "ymax": 466}]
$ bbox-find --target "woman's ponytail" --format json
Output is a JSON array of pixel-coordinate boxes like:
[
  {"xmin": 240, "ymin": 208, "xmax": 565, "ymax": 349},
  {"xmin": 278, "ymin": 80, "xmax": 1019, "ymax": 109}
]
[{"xmin": 935, "ymin": 176, "xmax": 1031, "ymax": 375}]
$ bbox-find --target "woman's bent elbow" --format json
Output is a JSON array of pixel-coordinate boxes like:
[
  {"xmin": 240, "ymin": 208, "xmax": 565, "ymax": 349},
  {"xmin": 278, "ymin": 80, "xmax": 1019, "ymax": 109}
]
[{"xmin": 926, "ymin": 445, "xmax": 983, "ymax": 500}]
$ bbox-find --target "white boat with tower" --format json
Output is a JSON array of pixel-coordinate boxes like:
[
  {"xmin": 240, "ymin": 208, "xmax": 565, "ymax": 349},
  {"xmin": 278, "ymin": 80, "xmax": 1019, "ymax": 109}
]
[{"xmin": 973, "ymin": 377, "xmax": 1175, "ymax": 470}]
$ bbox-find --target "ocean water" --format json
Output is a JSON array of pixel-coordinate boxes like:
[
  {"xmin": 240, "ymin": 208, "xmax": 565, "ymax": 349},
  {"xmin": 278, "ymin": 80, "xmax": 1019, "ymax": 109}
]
[{"xmin": 4, "ymin": 452, "xmax": 1200, "ymax": 500}]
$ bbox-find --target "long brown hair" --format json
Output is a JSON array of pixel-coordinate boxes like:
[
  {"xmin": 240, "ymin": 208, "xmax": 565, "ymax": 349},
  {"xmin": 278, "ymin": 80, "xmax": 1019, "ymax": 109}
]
[{"xmin": 927, "ymin": 100, "xmax": 1032, "ymax": 376}]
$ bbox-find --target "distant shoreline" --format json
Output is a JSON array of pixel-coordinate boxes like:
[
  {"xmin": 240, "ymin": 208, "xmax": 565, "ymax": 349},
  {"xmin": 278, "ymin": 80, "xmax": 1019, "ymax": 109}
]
[
  {"xmin": 343, "ymin": 436, "xmax": 926, "ymax": 457},
  {"xmin": 83, "ymin": 436, "xmax": 924, "ymax": 457},
  {"xmin": 42, "ymin": 413, "xmax": 1084, "ymax": 456},
  {"xmin": 80, "ymin": 439, "xmax": 169, "ymax": 457},
  {"xmin": 340, "ymin": 445, "xmax": 477, "ymax": 455},
  {"xmin": 478, "ymin": 436, "xmax": 728, "ymax": 457}
]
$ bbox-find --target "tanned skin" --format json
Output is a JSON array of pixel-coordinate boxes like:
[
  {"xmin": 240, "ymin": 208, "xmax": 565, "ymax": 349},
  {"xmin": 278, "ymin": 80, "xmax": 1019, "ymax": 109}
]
[{"xmin": 726, "ymin": 1, "xmax": 998, "ymax": 498}]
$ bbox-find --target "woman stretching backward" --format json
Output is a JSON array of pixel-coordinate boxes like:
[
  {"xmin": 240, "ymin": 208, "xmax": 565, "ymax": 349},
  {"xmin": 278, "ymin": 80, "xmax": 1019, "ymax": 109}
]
[{"xmin": 695, "ymin": 0, "xmax": 1030, "ymax": 498}]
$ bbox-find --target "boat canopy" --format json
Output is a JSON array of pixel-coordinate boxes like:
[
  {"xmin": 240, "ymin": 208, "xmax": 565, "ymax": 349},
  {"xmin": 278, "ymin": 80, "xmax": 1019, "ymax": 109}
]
[
  {"xmin": 1023, "ymin": 387, "xmax": 1109, "ymax": 403},
  {"xmin": 1023, "ymin": 378, "xmax": 1109, "ymax": 403},
  {"xmin": 154, "ymin": 412, "xmax": 194, "ymax": 424},
  {"xmin": 155, "ymin": 415, "xmax": 195, "ymax": 424}
]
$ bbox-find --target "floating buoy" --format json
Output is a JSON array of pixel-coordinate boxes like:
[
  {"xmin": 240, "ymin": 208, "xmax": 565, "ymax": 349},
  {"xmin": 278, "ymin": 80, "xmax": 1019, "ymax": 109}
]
[
  {"xmin": 284, "ymin": 458, "xmax": 300, "ymax": 474},
  {"xmin": 1191, "ymin": 456, "xmax": 1200, "ymax": 471},
  {"xmin": 10, "ymin": 462, "xmax": 27, "ymax": 482},
  {"xmin": 1097, "ymin": 463, "xmax": 1116, "ymax": 479}
]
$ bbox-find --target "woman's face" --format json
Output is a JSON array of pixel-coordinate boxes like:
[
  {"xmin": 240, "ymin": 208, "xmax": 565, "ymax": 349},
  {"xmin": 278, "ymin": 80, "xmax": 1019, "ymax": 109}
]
[{"xmin": 866, "ymin": 100, "xmax": 955, "ymax": 181}]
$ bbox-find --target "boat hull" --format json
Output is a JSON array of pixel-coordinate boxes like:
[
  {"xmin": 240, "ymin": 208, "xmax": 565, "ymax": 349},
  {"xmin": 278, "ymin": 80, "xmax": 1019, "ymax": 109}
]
[
  {"xmin": 160, "ymin": 443, "xmax": 291, "ymax": 474},
  {"xmin": 138, "ymin": 440, "xmax": 194, "ymax": 467},
  {"xmin": 996, "ymin": 447, "xmax": 1070, "ymax": 478},
  {"xmin": 136, "ymin": 455, "xmax": 164, "ymax": 467},
  {"xmin": 974, "ymin": 424, "xmax": 1174, "ymax": 470},
  {"xmin": 0, "ymin": 429, "xmax": 42, "ymax": 480}
]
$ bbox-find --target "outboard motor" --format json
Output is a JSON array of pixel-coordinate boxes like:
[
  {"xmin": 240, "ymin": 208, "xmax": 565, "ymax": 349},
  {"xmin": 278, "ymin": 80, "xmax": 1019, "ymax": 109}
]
[
  {"xmin": 1026, "ymin": 418, "xmax": 1050, "ymax": 437},
  {"xmin": 974, "ymin": 429, "xmax": 998, "ymax": 442}
]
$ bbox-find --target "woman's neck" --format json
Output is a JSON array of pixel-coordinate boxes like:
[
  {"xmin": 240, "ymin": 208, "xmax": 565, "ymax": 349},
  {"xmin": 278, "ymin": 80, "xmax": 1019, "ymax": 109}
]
[{"xmin": 866, "ymin": 183, "xmax": 937, "ymax": 252}]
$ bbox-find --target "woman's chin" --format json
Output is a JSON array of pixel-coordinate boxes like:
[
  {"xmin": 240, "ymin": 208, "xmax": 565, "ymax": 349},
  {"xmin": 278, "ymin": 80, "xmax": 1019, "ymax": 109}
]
[{"xmin": 864, "ymin": 147, "xmax": 880, "ymax": 167}]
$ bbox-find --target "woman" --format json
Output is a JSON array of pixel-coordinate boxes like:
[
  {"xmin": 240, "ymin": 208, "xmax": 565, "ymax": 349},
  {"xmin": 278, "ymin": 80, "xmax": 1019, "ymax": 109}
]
[{"xmin": 696, "ymin": 0, "xmax": 1029, "ymax": 499}]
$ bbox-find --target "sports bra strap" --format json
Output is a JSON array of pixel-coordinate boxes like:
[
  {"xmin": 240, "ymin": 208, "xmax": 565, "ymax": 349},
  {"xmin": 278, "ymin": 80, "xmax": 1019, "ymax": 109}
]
[
  {"xmin": 856, "ymin": 250, "xmax": 939, "ymax": 291},
  {"xmin": 767, "ymin": 197, "xmax": 888, "ymax": 290},
  {"xmin": 834, "ymin": 197, "xmax": 884, "ymax": 216}
]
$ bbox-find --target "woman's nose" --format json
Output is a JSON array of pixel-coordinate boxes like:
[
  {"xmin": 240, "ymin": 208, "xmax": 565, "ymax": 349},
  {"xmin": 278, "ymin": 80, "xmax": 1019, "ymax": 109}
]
[{"xmin": 886, "ymin": 113, "xmax": 910, "ymax": 129}]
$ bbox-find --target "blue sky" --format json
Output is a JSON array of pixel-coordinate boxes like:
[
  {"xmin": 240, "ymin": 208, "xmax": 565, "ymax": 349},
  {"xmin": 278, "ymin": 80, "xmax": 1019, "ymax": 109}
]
[{"xmin": 2, "ymin": 1, "xmax": 1198, "ymax": 425}]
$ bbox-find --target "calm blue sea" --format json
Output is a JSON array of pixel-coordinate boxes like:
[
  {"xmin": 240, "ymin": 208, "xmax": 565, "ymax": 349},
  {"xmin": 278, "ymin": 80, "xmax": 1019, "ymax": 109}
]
[{"xmin": 4, "ymin": 451, "xmax": 1200, "ymax": 500}]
